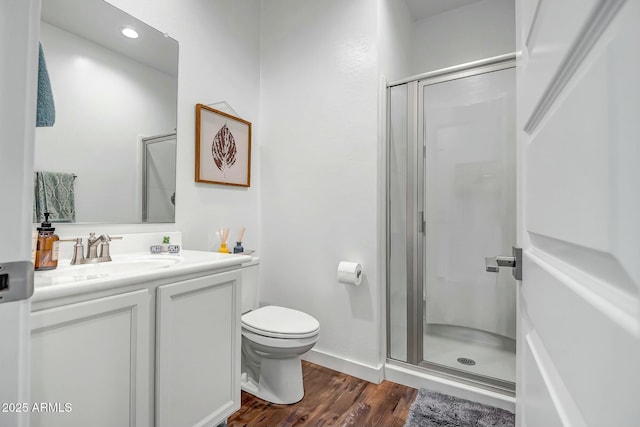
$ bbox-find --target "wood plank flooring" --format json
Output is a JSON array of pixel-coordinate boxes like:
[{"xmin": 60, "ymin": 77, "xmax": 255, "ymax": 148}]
[{"xmin": 228, "ymin": 361, "xmax": 417, "ymax": 427}]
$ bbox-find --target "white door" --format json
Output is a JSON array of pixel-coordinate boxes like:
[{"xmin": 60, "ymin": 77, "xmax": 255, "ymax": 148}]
[
  {"xmin": 516, "ymin": 0, "xmax": 640, "ymax": 425},
  {"xmin": 0, "ymin": 0, "xmax": 39, "ymax": 426}
]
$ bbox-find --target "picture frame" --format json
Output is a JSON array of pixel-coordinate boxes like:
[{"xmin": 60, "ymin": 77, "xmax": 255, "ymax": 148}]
[{"xmin": 195, "ymin": 103, "xmax": 252, "ymax": 187}]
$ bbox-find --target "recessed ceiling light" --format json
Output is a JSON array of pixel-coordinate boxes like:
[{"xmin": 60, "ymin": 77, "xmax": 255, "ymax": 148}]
[{"xmin": 121, "ymin": 27, "xmax": 139, "ymax": 39}]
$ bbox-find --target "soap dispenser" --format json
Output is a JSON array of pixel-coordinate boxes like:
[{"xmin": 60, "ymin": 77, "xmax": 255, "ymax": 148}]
[{"xmin": 34, "ymin": 212, "xmax": 60, "ymax": 271}]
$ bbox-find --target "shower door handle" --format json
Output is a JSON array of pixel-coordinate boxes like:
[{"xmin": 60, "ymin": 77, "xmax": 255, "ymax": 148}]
[
  {"xmin": 484, "ymin": 256, "xmax": 515, "ymax": 271},
  {"xmin": 485, "ymin": 246, "xmax": 523, "ymax": 280},
  {"xmin": 485, "ymin": 257, "xmax": 499, "ymax": 272}
]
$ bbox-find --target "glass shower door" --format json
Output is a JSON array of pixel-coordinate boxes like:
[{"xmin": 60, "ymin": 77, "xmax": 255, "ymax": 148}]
[{"xmin": 421, "ymin": 68, "xmax": 516, "ymax": 384}]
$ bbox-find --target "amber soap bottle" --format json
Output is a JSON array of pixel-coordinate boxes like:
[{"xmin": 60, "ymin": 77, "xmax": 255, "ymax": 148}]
[{"xmin": 35, "ymin": 212, "xmax": 60, "ymax": 271}]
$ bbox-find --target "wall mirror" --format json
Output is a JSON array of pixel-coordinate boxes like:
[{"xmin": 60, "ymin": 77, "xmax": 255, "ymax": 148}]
[{"xmin": 35, "ymin": 0, "xmax": 178, "ymax": 224}]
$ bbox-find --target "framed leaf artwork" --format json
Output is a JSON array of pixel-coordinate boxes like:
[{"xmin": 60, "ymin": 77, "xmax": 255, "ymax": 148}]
[{"xmin": 195, "ymin": 104, "xmax": 251, "ymax": 187}]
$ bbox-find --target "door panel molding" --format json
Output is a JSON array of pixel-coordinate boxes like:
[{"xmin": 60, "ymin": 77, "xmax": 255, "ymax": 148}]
[
  {"xmin": 522, "ymin": 249, "xmax": 640, "ymax": 424},
  {"xmin": 524, "ymin": 0, "xmax": 626, "ymax": 134},
  {"xmin": 523, "ymin": 0, "xmax": 542, "ymax": 51},
  {"xmin": 521, "ymin": 311, "xmax": 587, "ymax": 427},
  {"xmin": 528, "ymin": 241, "xmax": 638, "ymax": 336}
]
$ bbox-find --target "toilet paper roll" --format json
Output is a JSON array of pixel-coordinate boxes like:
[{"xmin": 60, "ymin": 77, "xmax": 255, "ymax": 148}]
[{"xmin": 337, "ymin": 261, "xmax": 362, "ymax": 286}]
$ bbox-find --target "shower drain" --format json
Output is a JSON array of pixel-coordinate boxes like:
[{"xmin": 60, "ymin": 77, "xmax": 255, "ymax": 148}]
[{"xmin": 457, "ymin": 357, "xmax": 476, "ymax": 366}]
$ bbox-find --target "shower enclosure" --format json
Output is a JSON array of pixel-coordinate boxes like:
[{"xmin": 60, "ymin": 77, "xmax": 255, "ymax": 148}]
[
  {"xmin": 142, "ymin": 133, "xmax": 177, "ymax": 223},
  {"xmin": 387, "ymin": 56, "xmax": 516, "ymax": 393}
]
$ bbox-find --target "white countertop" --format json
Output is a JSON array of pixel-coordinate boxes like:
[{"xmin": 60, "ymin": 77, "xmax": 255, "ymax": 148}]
[{"xmin": 33, "ymin": 250, "xmax": 252, "ymax": 302}]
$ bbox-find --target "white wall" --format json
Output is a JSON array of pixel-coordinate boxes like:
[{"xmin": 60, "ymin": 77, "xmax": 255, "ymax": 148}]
[
  {"xmin": 260, "ymin": 0, "xmax": 382, "ymax": 377},
  {"xmin": 35, "ymin": 22, "xmax": 176, "ymax": 223},
  {"xmin": 411, "ymin": 0, "xmax": 515, "ymax": 74},
  {"xmin": 378, "ymin": 0, "xmax": 413, "ymax": 83},
  {"xmin": 51, "ymin": 0, "xmax": 263, "ymax": 251}
]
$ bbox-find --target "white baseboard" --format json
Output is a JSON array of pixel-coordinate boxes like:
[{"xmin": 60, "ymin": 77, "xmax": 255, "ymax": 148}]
[
  {"xmin": 302, "ymin": 349, "xmax": 384, "ymax": 384},
  {"xmin": 384, "ymin": 362, "xmax": 516, "ymax": 412}
]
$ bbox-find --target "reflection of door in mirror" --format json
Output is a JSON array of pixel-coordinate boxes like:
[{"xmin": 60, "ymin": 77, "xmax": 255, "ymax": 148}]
[
  {"xmin": 142, "ymin": 134, "xmax": 176, "ymax": 223},
  {"xmin": 36, "ymin": 0, "xmax": 178, "ymax": 224}
]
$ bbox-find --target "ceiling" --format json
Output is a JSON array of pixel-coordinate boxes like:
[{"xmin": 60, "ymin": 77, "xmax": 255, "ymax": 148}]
[
  {"xmin": 40, "ymin": 0, "xmax": 484, "ymax": 74},
  {"xmin": 404, "ymin": 0, "xmax": 485, "ymax": 21},
  {"xmin": 41, "ymin": 0, "xmax": 178, "ymax": 76}
]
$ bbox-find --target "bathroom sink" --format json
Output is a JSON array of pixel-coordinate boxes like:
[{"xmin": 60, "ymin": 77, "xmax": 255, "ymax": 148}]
[{"xmin": 35, "ymin": 255, "xmax": 182, "ymax": 284}]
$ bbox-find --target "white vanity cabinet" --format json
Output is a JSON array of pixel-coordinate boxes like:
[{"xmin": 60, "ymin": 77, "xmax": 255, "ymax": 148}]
[
  {"xmin": 30, "ymin": 266, "xmax": 243, "ymax": 427},
  {"xmin": 30, "ymin": 289, "xmax": 151, "ymax": 427},
  {"xmin": 156, "ymin": 270, "xmax": 241, "ymax": 427}
]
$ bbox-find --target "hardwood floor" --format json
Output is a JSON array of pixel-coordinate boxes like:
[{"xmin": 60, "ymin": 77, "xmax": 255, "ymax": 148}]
[{"xmin": 228, "ymin": 361, "xmax": 417, "ymax": 427}]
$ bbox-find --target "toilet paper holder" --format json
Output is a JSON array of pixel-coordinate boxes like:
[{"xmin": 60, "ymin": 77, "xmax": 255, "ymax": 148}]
[{"xmin": 337, "ymin": 261, "xmax": 362, "ymax": 286}]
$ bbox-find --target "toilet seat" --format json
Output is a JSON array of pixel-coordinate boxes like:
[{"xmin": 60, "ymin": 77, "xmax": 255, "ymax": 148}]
[{"xmin": 242, "ymin": 305, "xmax": 320, "ymax": 339}]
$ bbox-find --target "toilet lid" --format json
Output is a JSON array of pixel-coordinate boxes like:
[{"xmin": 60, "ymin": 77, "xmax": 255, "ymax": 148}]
[{"xmin": 242, "ymin": 305, "xmax": 320, "ymax": 339}]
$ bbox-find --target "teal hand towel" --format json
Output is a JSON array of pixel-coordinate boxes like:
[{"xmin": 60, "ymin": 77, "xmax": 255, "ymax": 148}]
[
  {"xmin": 33, "ymin": 172, "xmax": 75, "ymax": 223},
  {"xmin": 36, "ymin": 42, "xmax": 56, "ymax": 127}
]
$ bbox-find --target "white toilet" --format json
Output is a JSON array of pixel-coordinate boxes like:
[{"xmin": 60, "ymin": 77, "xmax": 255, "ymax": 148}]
[{"xmin": 240, "ymin": 257, "xmax": 320, "ymax": 404}]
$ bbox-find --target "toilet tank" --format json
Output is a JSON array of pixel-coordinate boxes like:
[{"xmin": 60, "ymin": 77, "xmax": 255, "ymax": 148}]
[{"xmin": 241, "ymin": 256, "xmax": 260, "ymax": 313}]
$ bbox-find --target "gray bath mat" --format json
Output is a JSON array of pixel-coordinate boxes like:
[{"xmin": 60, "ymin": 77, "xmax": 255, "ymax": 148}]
[{"xmin": 404, "ymin": 389, "xmax": 515, "ymax": 427}]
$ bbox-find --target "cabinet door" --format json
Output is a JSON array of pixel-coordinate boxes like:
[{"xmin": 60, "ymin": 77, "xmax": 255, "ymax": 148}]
[
  {"xmin": 31, "ymin": 289, "xmax": 151, "ymax": 427},
  {"xmin": 156, "ymin": 271, "xmax": 241, "ymax": 427}
]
